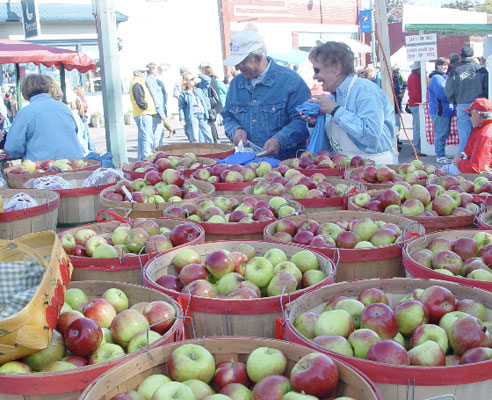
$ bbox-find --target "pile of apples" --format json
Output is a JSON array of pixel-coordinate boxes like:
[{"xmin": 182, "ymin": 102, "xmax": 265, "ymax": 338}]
[
  {"xmin": 281, "ymin": 151, "xmax": 374, "ymax": 170},
  {"xmin": 59, "ymin": 219, "xmax": 202, "ymax": 258},
  {"xmin": 293, "ymin": 285, "xmax": 492, "ymax": 367},
  {"xmin": 107, "ymin": 343, "xmax": 346, "ymax": 400},
  {"xmin": 156, "ymin": 244, "xmax": 327, "ymax": 298},
  {"xmin": 191, "ymin": 161, "xmax": 273, "ymax": 183},
  {"xmin": 102, "ymin": 170, "xmax": 208, "ymax": 204},
  {"xmin": 347, "ymin": 160, "xmax": 442, "ymax": 185},
  {"xmin": 0, "ymin": 287, "xmax": 176, "ymax": 373},
  {"xmin": 431, "ymin": 174, "xmax": 492, "ymax": 195},
  {"xmin": 162, "ymin": 196, "xmax": 299, "ymax": 223},
  {"xmin": 352, "ymin": 182, "xmax": 481, "ymax": 217},
  {"xmin": 8, "ymin": 158, "xmax": 90, "ymax": 174},
  {"xmin": 411, "ymin": 231, "xmax": 492, "ymax": 282},
  {"xmin": 270, "ymin": 216, "xmax": 404, "ymax": 249},
  {"xmin": 123, "ymin": 151, "xmax": 207, "ymax": 175},
  {"xmin": 248, "ymin": 167, "xmax": 360, "ymax": 200}
]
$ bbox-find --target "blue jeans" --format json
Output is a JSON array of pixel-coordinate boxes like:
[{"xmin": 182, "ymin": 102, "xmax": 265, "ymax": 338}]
[
  {"xmin": 185, "ymin": 113, "xmax": 213, "ymax": 143},
  {"xmin": 431, "ymin": 114, "xmax": 451, "ymax": 158},
  {"xmin": 152, "ymin": 114, "xmax": 164, "ymax": 149},
  {"xmin": 457, "ymin": 103, "xmax": 473, "ymax": 153},
  {"xmin": 442, "ymin": 163, "xmax": 461, "ymax": 174},
  {"xmin": 134, "ymin": 114, "xmax": 154, "ymax": 160},
  {"xmin": 409, "ymin": 106, "xmax": 421, "ymax": 152}
]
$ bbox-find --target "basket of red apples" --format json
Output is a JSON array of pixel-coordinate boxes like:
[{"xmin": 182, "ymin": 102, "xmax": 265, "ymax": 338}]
[
  {"xmin": 348, "ymin": 183, "xmax": 482, "ymax": 232},
  {"xmin": 143, "ymin": 240, "xmax": 335, "ymax": 338},
  {"xmin": 59, "ymin": 216, "xmax": 205, "ymax": 284},
  {"xmin": 0, "ymin": 188, "xmax": 60, "ymax": 239},
  {"xmin": 279, "ymin": 150, "xmax": 375, "ymax": 176},
  {"xmin": 244, "ymin": 172, "xmax": 365, "ymax": 212},
  {"xmin": 403, "ymin": 230, "xmax": 492, "ymax": 292},
  {"xmin": 156, "ymin": 141, "xmax": 235, "ymax": 159},
  {"xmin": 122, "ymin": 151, "xmax": 216, "ymax": 180},
  {"xmin": 0, "ymin": 281, "xmax": 184, "ymax": 399},
  {"xmin": 264, "ymin": 211, "xmax": 420, "ymax": 282},
  {"xmin": 428, "ymin": 173, "xmax": 492, "ymax": 205},
  {"xmin": 282, "ymin": 277, "xmax": 492, "ymax": 400},
  {"xmin": 161, "ymin": 195, "xmax": 304, "ymax": 241},
  {"xmin": 3, "ymin": 158, "xmax": 101, "ymax": 188},
  {"xmin": 79, "ymin": 337, "xmax": 382, "ymax": 400},
  {"xmin": 100, "ymin": 176, "xmax": 215, "ymax": 217},
  {"xmin": 344, "ymin": 160, "xmax": 442, "ymax": 190}
]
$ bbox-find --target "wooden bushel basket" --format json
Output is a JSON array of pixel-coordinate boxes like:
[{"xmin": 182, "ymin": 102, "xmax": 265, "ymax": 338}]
[
  {"xmin": 264, "ymin": 211, "xmax": 420, "ymax": 282},
  {"xmin": 282, "ymin": 278, "xmax": 492, "ymax": 400},
  {"xmin": 143, "ymin": 240, "xmax": 335, "ymax": 338},
  {"xmin": 347, "ymin": 189, "xmax": 479, "ymax": 233},
  {"xmin": 162, "ymin": 194, "xmax": 305, "ymax": 241},
  {"xmin": 478, "ymin": 210, "xmax": 492, "ymax": 229},
  {"xmin": 428, "ymin": 174, "xmax": 492, "ymax": 206},
  {"xmin": 0, "ymin": 280, "xmax": 184, "ymax": 400},
  {"xmin": 0, "ymin": 231, "xmax": 73, "ymax": 364},
  {"xmin": 79, "ymin": 337, "xmax": 382, "ymax": 400},
  {"xmin": 155, "ymin": 142, "xmax": 235, "ymax": 159},
  {"xmin": 403, "ymin": 229, "xmax": 492, "ymax": 292},
  {"xmin": 0, "ymin": 189, "xmax": 59, "ymax": 239},
  {"xmin": 25, "ymin": 170, "xmax": 117, "ymax": 229},
  {"xmin": 3, "ymin": 159, "xmax": 101, "ymax": 189},
  {"xmin": 61, "ymin": 215, "xmax": 205, "ymax": 284},
  {"xmin": 122, "ymin": 156, "xmax": 217, "ymax": 180},
  {"xmin": 213, "ymin": 180, "xmax": 256, "ymax": 195},
  {"xmin": 243, "ymin": 177, "xmax": 366, "ymax": 213},
  {"xmin": 344, "ymin": 164, "xmax": 427, "ymax": 191},
  {"xmin": 99, "ymin": 178, "xmax": 215, "ymax": 219}
]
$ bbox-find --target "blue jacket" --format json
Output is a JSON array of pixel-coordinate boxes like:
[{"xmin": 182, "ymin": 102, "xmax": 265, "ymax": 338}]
[
  {"xmin": 428, "ymin": 70, "xmax": 455, "ymax": 118},
  {"xmin": 328, "ymin": 74, "xmax": 395, "ymax": 154},
  {"xmin": 4, "ymin": 93, "xmax": 85, "ymax": 161},
  {"xmin": 146, "ymin": 75, "xmax": 165, "ymax": 116},
  {"xmin": 178, "ymin": 75, "xmax": 211, "ymax": 123},
  {"xmin": 221, "ymin": 58, "xmax": 311, "ymax": 159}
]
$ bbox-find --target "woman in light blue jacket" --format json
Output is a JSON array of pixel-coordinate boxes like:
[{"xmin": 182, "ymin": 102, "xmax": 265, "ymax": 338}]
[{"xmin": 178, "ymin": 73, "xmax": 213, "ymax": 143}]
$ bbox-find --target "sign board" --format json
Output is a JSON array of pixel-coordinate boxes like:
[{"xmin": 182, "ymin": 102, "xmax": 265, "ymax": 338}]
[
  {"xmin": 405, "ymin": 33, "xmax": 437, "ymax": 61},
  {"xmin": 359, "ymin": 10, "xmax": 372, "ymax": 33},
  {"xmin": 21, "ymin": 0, "xmax": 40, "ymax": 38}
]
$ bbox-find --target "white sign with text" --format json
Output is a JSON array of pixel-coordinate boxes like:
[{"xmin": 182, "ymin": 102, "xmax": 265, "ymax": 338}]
[{"xmin": 405, "ymin": 33, "xmax": 437, "ymax": 61}]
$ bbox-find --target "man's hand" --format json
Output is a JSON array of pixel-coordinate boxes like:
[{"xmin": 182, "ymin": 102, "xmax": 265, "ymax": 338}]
[
  {"xmin": 309, "ymin": 95, "xmax": 338, "ymax": 115},
  {"xmin": 233, "ymin": 128, "xmax": 248, "ymax": 146},
  {"xmin": 260, "ymin": 137, "xmax": 280, "ymax": 157}
]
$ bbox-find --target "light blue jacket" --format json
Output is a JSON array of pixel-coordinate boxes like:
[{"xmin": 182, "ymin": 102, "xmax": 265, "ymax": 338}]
[
  {"xmin": 178, "ymin": 75, "xmax": 211, "ymax": 123},
  {"xmin": 221, "ymin": 58, "xmax": 311, "ymax": 159},
  {"xmin": 327, "ymin": 74, "xmax": 395, "ymax": 154},
  {"xmin": 4, "ymin": 93, "xmax": 85, "ymax": 161},
  {"xmin": 146, "ymin": 75, "xmax": 165, "ymax": 116}
]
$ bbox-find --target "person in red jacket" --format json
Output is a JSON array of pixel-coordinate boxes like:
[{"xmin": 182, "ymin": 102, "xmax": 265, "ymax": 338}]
[
  {"xmin": 407, "ymin": 61, "xmax": 422, "ymax": 154},
  {"xmin": 445, "ymin": 97, "xmax": 492, "ymax": 174}
]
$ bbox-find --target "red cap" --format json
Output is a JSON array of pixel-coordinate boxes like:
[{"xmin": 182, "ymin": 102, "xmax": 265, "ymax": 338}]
[{"xmin": 464, "ymin": 97, "xmax": 492, "ymax": 112}]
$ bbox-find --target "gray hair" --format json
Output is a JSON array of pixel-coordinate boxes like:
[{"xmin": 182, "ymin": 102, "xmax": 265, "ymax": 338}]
[
  {"xmin": 479, "ymin": 111, "xmax": 492, "ymax": 120},
  {"xmin": 249, "ymin": 46, "xmax": 267, "ymax": 60}
]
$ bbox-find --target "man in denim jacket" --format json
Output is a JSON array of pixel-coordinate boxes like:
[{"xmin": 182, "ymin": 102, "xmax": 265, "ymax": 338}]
[{"xmin": 221, "ymin": 31, "xmax": 311, "ymax": 159}]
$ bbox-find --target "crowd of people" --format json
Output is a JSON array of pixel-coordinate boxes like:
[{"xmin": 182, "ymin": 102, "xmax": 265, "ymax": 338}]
[{"xmin": 1, "ymin": 32, "xmax": 491, "ymax": 174}]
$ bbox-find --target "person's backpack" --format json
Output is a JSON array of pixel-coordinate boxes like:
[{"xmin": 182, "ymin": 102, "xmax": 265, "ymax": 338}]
[{"xmin": 208, "ymin": 78, "xmax": 222, "ymax": 113}]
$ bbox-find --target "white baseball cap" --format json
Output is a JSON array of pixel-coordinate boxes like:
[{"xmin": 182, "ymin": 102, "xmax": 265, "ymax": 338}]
[{"xmin": 223, "ymin": 31, "xmax": 265, "ymax": 66}]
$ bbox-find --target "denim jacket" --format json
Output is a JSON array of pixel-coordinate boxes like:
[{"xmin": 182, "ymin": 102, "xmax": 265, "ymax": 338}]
[
  {"xmin": 146, "ymin": 75, "xmax": 165, "ymax": 116},
  {"xmin": 178, "ymin": 77, "xmax": 211, "ymax": 123},
  {"xmin": 221, "ymin": 58, "xmax": 311, "ymax": 159}
]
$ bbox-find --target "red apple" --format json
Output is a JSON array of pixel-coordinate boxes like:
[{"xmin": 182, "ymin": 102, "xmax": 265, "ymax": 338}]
[
  {"xmin": 213, "ymin": 360, "xmax": 249, "ymax": 391},
  {"xmin": 143, "ymin": 301, "xmax": 176, "ymax": 334},
  {"xmin": 65, "ymin": 317, "xmax": 103, "ymax": 357},
  {"xmin": 179, "ymin": 263, "xmax": 209, "ymax": 286},
  {"xmin": 170, "ymin": 223, "xmax": 201, "ymax": 246},
  {"xmin": 421, "ymin": 285, "xmax": 456, "ymax": 323},
  {"xmin": 366, "ymin": 340, "xmax": 410, "ymax": 365},
  {"xmin": 156, "ymin": 275, "xmax": 183, "ymax": 292},
  {"xmin": 360, "ymin": 303, "xmax": 399, "ymax": 339},
  {"xmin": 290, "ymin": 353, "xmax": 339, "ymax": 398},
  {"xmin": 83, "ymin": 298, "xmax": 117, "ymax": 329}
]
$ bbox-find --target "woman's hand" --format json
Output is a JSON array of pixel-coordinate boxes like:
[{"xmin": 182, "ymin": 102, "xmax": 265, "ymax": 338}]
[
  {"xmin": 309, "ymin": 95, "xmax": 338, "ymax": 115},
  {"xmin": 300, "ymin": 112, "xmax": 317, "ymax": 126}
]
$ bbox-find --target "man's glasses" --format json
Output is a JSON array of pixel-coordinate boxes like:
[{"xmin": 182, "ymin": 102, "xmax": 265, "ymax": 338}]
[{"xmin": 313, "ymin": 67, "xmax": 320, "ymax": 74}]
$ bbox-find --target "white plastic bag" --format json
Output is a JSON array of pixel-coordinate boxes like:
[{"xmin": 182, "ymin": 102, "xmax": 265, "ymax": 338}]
[
  {"xmin": 25, "ymin": 176, "xmax": 73, "ymax": 190},
  {"xmin": 82, "ymin": 168, "xmax": 125, "ymax": 187},
  {"xmin": 3, "ymin": 193, "xmax": 39, "ymax": 212}
]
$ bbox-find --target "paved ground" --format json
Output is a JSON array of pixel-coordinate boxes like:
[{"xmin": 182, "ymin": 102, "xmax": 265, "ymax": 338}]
[{"xmin": 89, "ymin": 112, "xmax": 440, "ymax": 166}]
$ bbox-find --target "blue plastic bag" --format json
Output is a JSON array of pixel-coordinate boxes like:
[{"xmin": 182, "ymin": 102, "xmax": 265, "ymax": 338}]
[
  {"xmin": 296, "ymin": 101, "xmax": 330, "ymax": 155},
  {"xmin": 86, "ymin": 152, "xmax": 115, "ymax": 168}
]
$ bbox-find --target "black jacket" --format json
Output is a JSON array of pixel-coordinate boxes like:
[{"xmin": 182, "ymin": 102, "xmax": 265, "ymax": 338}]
[{"xmin": 444, "ymin": 58, "xmax": 488, "ymax": 104}]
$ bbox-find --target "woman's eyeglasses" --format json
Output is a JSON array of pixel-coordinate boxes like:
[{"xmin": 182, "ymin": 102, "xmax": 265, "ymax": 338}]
[{"xmin": 313, "ymin": 67, "xmax": 320, "ymax": 74}]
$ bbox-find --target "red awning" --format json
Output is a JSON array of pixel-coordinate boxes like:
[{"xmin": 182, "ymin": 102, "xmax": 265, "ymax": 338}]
[{"xmin": 0, "ymin": 38, "xmax": 95, "ymax": 73}]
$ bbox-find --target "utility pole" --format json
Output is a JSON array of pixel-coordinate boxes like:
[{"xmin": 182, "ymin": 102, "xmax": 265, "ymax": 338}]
[
  {"xmin": 370, "ymin": 0, "xmax": 377, "ymax": 68},
  {"xmin": 93, "ymin": 0, "xmax": 127, "ymax": 167},
  {"xmin": 374, "ymin": 0, "xmax": 392, "ymax": 103}
]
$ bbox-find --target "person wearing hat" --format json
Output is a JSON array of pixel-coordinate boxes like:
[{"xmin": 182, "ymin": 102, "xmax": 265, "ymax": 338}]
[
  {"xmin": 407, "ymin": 61, "xmax": 422, "ymax": 155},
  {"xmin": 4, "ymin": 74, "xmax": 85, "ymax": 161},
  {"xmin": 129, "ymin": 66, "xmax": 157, "ymax": 160},
  {"xmin": 445, "ymin": 46, "xmax": 488, "ymax": 153},
  {"xmin": 302, "ymin": 41, "xmax": 396, "ymax": 163},
  {"xmin": 444, "ymin": 98, "xmax": 492, "ymax": 174},
  {"xmin": 221, "ymin": 31, "xmax": 311, "ymax": 159}
]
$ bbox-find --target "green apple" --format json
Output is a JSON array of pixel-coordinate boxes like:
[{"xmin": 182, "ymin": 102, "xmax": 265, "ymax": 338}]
[
  {"xmin": 152, "ymin": 381, "xmax": 194, "ymax": 400},
  {"xmin": 294, "ymin": 312, "xmax": 319, "ymax": 339},
  {"xmin": 313, "ymin": 335, "xmax": 353, "ymax": 357},
  {"xmin": 168, "ymin": 344, "xmax": 215, "ymax": 383},
  {"xmin": 354, "ymin": 241, "xmax": 375, "ymax": 248},
  {"xmin": 61, "ymin": 302, "xmax": 72, "ymax": 312},
  {"xmin": 263, "ymin": 248, "xmax": 288, "ymax": 267},
  {"xmin": 394, "ymin": 300, "xmax": 428, "ymax": 336},
  {"xmin": 217, "ymin": 272, "xmax": 244, "ymax": 296},
  {"xmin": 182, "ymin": 379, "xmax": 214, "ymax": 400},
  {"xmin": 0, "ymin": 361, "xmax": 32, "ymax": 373},
  {"xmin": 334, "ymin": 299, "xmax": 365, "ymax": 329},
  {"xmin": 301, "ymin": 270, "xmax": 326, "ymax": 287},
  {"xmin": 274, "ymin": 261, "xmax": 302, "ymax": 284},
  {"xmin": 23, "ymin": 330, "xmax": 65, "ymax": 371},
  {"xmin": 65, "ymin": 287, "xmax": 89, "ymax": 309},
  {"xmin": 410, "ymin": 324, "xmax": 448, "ymax": 353},
  {"xmin": 89, "ymin": 343, "xmax": 125, "ymax": 364},
  {"xmin": 268, "ymin": 197, "xmax": 288, "ymax": 213},
  {"xmin": 290, "ymin": 250, "xmax": 319, "ymax": 273},
  {"xmin": 283, "ymin": 393, "xmax": 318, "ymax": 400},
  {"xmin": 101, "ymin": 327, "xmax": 114, "ymax": 344},
  {"xmin": 102, "ymin": 287, "xmax": 129, "ymax": 313},
  {"xmin": 468, "ymin": 269, "xmax": 492, "ymax": 281},
  {"xmin": 138, "ymin": 374, "xmax": 172, "ymax": 400},
  {"xmin": 246, "ymin": 347, "xmax": 287, "ymax": 383},
  {"xmin": 245, "ymin": 257, "xmax": 274, "ymax": 288},
  {"xmin": 314, "ymin": 309, "xmax": 354, "ymax": 338},
  {"xmin": 127, "ymin": 330, "xmax": 162, "ymax": 353},
  {"xmin": 348, "ymin": 329, "xmax": 381, "ymax": 359},
  {"xmin": 41, "ymin": 361, "xmax": 78, "ymax": 372},
  {"xmin": 438, "ymin": 311, "xmax": 469, "ymax": 335},
  {"xmin": 393, "ymin": 332, "xmax": 405, "ymax": 347}
]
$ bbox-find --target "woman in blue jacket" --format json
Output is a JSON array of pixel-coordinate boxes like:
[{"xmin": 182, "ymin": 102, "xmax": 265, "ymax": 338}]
[{"xmin": 178, "ymin": 73, "xmax": 213, "ymax": 143}]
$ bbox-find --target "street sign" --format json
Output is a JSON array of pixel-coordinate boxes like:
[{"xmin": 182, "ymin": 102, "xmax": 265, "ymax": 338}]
[
  {"xmin": 360, "ymin": 10, "xmax": 372, "ymax": 33},
  {"xmin": 21, "ymin": 0, "xmax": 40, "ymax": 38},
  {"xmin": 405, "ymin": 33, "xmax": 437, "ymax": 61}
]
